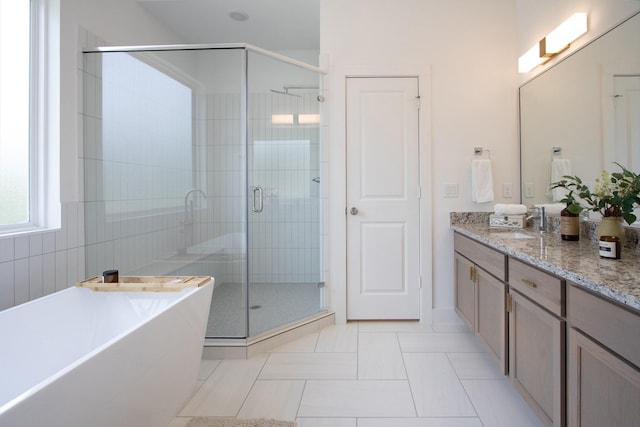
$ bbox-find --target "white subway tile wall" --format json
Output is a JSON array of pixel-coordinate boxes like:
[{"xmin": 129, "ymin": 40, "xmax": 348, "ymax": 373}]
[{"xmin": 0, "ymin": 202, "xmax": 86, "ymax": 310}]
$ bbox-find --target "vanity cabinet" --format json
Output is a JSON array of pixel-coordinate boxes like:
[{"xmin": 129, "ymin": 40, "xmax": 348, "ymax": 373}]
[
  {"xmin": 454, "ymin": 233, "xmax": 507, "ymax": 372},
  {"xmin": 507, "ymin": 257, "xmax": 566, "ymax": 427},
  {"xmin": 452, "ymin": 226, "xmax": 640, "ymax": 427},
  {"xmin": 567, "ymin": 284, "xmax": 640, "ymax": 427}
]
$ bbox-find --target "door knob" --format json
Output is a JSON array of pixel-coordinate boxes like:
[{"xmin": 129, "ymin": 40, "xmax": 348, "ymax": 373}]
[{"xmin": 350, "ymin": 207, "xmax": 359, "ymax": 215}]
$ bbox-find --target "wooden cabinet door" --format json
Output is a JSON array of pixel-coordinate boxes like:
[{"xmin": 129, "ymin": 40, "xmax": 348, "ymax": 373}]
[
  {"xmin": 476, "ymin": 268, "xmax": 506, "ymax": 373},
  {"xmin": 509, "ymin": 289, "xmax": 565, "ymax": 427},
  {"xmin": 568, "ymin": 328, "xmax": 640, "ymax": 427},
  {"xmin": 454, "ymin": 253, "xmax": 475, "ymax": 330}
]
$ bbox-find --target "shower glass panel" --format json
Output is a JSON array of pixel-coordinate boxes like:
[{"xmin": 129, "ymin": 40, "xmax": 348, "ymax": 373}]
[
  {"xmin": 246, "ymin": 51, "xmax": 323, "ymax": 337},
  {"xmin": 82, "ymin": 45, "xmax": 324, "ymax": 341}
]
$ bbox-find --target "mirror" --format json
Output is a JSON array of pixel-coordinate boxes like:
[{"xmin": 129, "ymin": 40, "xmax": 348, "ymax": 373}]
[{"xmin": 519, "ymin": 11, "xmax": 640, "ymax": 218}]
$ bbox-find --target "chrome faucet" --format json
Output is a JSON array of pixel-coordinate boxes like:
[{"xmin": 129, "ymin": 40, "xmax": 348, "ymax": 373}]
[
  {"xmin": 184, "ymin": 189, "xmax": 207, "ymax": 224},
  {"xmin": 526, "ymin": 206, "xmax": 547, "ymax": 232},
  {"xmin": 180, "ymin": 189, "xmax": 207, "ymax": 255}
]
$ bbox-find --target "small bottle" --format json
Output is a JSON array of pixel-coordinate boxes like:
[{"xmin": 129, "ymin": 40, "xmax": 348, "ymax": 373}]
[
  {"xmin": 560, "ymin": 205, "xmax": 579, "ymax": 241},
  {"xmin": 103, "ymin": 269, "xmax": 119, "ymax": 283},
  {"xmin": 599, "ymin": 236, "xmax": 621, "ymax": 259}
]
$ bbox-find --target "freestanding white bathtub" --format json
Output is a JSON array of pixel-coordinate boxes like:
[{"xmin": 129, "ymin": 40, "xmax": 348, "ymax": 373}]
[{"xmin": 0, "ymin": 276, "xmax": 214, "ymax": 427}]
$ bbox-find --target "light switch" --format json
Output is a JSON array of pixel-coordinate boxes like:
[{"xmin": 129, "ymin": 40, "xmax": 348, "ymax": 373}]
[
  {"xmin": 524, "ymin": 182, "xmax": 535, "ymax": 198},
  {"xmin": 444, "ymin": 183, "xmax": 459, "ymax": 198},
  {"xmin": 503, "ymin": 183, "xmax": 513, "ymax": 198}
]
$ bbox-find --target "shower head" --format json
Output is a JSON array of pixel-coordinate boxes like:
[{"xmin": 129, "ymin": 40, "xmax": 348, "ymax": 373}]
[
  {"xmin": 270, "ymin": 88, "xmax": 301, "ymax": 97},
  {"xmin": 270, "ymin": 85, "xmax": 319, "ymax": 98}
]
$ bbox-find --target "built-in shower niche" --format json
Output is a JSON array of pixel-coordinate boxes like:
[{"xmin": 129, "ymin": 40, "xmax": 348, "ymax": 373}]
[{"xmin": 82, "ymin": 44, "xmax": 325, "ymax": 341}]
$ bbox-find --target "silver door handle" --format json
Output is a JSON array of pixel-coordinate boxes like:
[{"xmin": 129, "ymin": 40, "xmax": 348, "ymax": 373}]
[
  {"xmin": 253, "ymin": 186, "xmax": 264, "ymax": 213},
  {"xmin": 350, "ymin": 207, "xmax": 359, "ymax": 215}
]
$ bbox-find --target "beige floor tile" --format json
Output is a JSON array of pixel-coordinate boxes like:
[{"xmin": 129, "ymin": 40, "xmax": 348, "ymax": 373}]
[
  {"xmin": 298, "ymin": 380, "xmax": 416, "ymax": 417},
  {"xmin": 358, "ymin": 332, "xmax": 406, "ymax": 380},
  {"xmin": 357, "ymin": 320, "xmax": 434, "ymax": 332},
  {"xmin": 296, "ymin": 418, "xmax": 356, "ymax": 427},
  {"xmin": 358, "ymin": 418, "xmax": 483, "ymax": 426},
  {"xmin": 179, "ymin": 354, "xmax": 267, "ymax": 417},
  {"xmin": 260, "ymin": 352, "xmax": 357, "ymax": 379},
  {"xmin": 237, "ymin": 379, "xmax": 305, "ymax": 421},
  {"xmin": 398, "ymin": 332, "xmax": 483, "ymax": 353},
  {"xmin": 462, "ymin": 379, "xmax": 544, "ymax": 427},
  {"xmin": 197, "ymin": 359, "xmax": 221, "ymax": 380},
  {"xmin": 315, "ymin": 323, "xmax": 358, "ymax": 352},
  {"xmin": 178, "ymin": 314, "xmax": 546, "ymax": 426},
  {"xmin": 432, "ymin": 322, "xmax": 472, "ymax": 333},
  {"xmin": 269, "ymin": 332, "xmax": 320, "ymax": 353},
  {"xmin": 447, "ymin": 352, "xmax": 504, "ymax": 379},
  {"xmin": 403, "ymin": 353, "xmax": 476, "ymax": 417}
]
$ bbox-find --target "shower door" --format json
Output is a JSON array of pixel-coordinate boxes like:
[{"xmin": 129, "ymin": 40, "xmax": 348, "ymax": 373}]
[{"xmin": 246, "ymin": 51, "xmax": 324, "ymax": 337}]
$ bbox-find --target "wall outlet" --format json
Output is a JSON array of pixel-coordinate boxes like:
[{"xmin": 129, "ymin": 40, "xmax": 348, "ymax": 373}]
[
  {"xmin": 524, "ymin": 182, "xmax": 535, "ymax": 198},
  {"xmin": 503, "ymin": 182, "xmax": 513, "ymax": 198},
  {"xmin": 444, "ymin": 183, "xmax": 458, "ymax": 198}
]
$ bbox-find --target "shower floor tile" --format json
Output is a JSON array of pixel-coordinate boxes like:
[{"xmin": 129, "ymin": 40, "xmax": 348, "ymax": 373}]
[{"xmin": 206, "ymin": 282, "xmax": 323, "ymax": 337}]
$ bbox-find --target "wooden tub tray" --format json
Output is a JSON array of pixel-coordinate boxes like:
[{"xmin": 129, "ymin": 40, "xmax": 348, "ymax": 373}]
[{"xmin": 76, "ymin": 276, "xmax": 211, "ymax": 292}]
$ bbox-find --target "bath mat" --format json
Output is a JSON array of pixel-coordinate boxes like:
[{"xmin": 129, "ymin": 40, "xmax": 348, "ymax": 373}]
[{"xmin": 186, "ymin": 418, "xmax": 296, "ymax": 427}]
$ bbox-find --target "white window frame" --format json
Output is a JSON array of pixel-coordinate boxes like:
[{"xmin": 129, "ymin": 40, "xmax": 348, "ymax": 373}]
[{"xmin": 0, "ymin": 0, "xmax": 60, "ymax": 236}]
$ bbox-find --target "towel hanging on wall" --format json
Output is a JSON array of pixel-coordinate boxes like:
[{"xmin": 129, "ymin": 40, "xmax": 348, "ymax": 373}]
[
  {"xmin": 549, "ymin": 158, "xmax": 572, "ymax": 201},
  {"xmin": 471, "ymin": 158, "xmax": 494, "ymax": 203}
]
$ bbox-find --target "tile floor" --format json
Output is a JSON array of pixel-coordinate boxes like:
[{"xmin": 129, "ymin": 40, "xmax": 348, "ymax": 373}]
[{"xmin": 169, "ymin": 320, "xmax": 544, "ymax": 427}]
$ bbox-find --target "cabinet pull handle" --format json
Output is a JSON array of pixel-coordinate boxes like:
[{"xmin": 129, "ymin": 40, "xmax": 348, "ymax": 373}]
[
  {"xmin": 469, "ymin": 266, "xmax": 474, "ymax": 281},
  {"xmin": 522, "ymin": 279, "xmax": 538, "ymax": 288}
]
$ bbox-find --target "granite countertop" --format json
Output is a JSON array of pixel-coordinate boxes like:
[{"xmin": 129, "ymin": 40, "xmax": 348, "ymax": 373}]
[{"xmin": 451, "ymin": 217, "xmax": 640, "ymax": 312}]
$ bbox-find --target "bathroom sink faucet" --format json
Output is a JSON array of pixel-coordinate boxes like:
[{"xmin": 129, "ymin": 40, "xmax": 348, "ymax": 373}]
[{"xmin": 526, "ymin": 206, "xmax": 547, "ymax": 232}]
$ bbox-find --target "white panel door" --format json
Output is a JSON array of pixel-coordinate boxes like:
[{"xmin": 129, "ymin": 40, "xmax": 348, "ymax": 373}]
[{"xmin": 346, "ymin": 77, "xmax": 420, "ymax": 319}]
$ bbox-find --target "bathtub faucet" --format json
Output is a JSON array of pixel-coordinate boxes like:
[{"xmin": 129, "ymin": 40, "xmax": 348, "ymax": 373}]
[
  {"xmin": 184, "ymin": 189, "xmax": 207, "ymax": 225},
  {"xmin": 180, "ymin": 189, "xmax": 207, "ymax": 255}
]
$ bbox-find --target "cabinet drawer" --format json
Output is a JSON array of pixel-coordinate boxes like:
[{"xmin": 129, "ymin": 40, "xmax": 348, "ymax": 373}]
[
  {"xmin": 454, "ymin": 233, "xmax": 506, "ymax": 280},
  {"xmin": 568, "ymin": 284, "xmax": 640, "ymax": 369},
  {"xmin": 509, "ymin": 257, "xmax": 564, "ymax": 316}
]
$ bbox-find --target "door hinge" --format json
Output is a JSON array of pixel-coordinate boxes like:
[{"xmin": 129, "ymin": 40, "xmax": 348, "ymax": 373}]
[
  {"xmin": 506, "ymin": 293, "xmax": 513, "ymax": 313},
  {"xmin": 416, "ymin": 95, "xmax": 421, "ymax": 110}
]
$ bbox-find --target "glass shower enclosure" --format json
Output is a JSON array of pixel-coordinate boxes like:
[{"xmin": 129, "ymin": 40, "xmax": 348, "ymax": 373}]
[{"xmin": 82, "ymin": 44, "xmax": 325, "ymax": 339}]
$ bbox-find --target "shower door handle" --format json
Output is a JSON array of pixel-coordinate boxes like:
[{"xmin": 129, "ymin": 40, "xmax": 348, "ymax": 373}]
[{"xmin": 253, "ymin": 186, "xmax": 264, "ymax": 213}]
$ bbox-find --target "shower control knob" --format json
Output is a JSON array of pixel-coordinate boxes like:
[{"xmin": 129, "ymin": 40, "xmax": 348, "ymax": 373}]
[{"xmin": 350, "ymin": 207, "xmax": 359, "ymax": 215}]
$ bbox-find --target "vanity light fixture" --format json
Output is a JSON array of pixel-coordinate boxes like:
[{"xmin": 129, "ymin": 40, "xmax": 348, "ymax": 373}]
[{"xmin": 518, "ymin": 12, "xmax": 588, "ymax": 73}]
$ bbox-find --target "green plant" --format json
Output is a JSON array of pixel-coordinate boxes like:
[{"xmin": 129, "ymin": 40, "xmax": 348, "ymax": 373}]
[{"xmin": 550, "ymin": 162, "xmax": 640, "ymax": 225}]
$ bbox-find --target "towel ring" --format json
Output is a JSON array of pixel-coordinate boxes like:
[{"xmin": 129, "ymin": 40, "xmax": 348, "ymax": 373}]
[{"xmin": 474, "ymin": 147, "xmax": 491, "ymax": 158}]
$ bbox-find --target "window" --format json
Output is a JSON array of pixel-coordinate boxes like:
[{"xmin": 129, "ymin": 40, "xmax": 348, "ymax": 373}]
[
  {"xmin": 98, "ymin": 52, "xmax": 194, "ymax": 218},
  {"xmin": 0, "ymin": 0, "xmax": 31, "ymax": 228},
  {"xmin": 0, "ymin": 0, "xmax": 58, "ymax": 235}
]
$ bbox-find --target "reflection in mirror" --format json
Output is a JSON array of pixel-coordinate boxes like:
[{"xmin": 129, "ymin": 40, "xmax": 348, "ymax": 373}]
[{"xmin": 520, "ymin": 11, "xmax": 640, "ymax": 224}]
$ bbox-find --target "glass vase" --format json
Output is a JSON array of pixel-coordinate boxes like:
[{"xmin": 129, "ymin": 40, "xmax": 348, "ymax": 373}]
[{"xmin": 596, "ymin": 216, "xmax": 626, "ymax": 245}]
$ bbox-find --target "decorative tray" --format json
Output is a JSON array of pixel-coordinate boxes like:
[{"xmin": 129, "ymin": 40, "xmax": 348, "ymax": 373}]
[{"xmin": 76, "ymin": 275, "xmax": 211, "ymax": 292}]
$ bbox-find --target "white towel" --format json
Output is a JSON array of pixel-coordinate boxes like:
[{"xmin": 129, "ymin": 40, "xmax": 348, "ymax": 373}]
[
  {"xmin": 494, "ymin": 204, "xmax": 528, "ymax": 215},
  {"xmin": 471, "ymin": 158, "xmax": 494, "ymax": 203},
  {"xmin": 549, "ymin": 158, "xmax": 572, "ymax": 201}
]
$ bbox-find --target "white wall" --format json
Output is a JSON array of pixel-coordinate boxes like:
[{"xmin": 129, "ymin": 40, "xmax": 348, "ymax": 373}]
[{"xmin": 321, "ymin": 0, "xmax": 520, "ymax": 321}]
